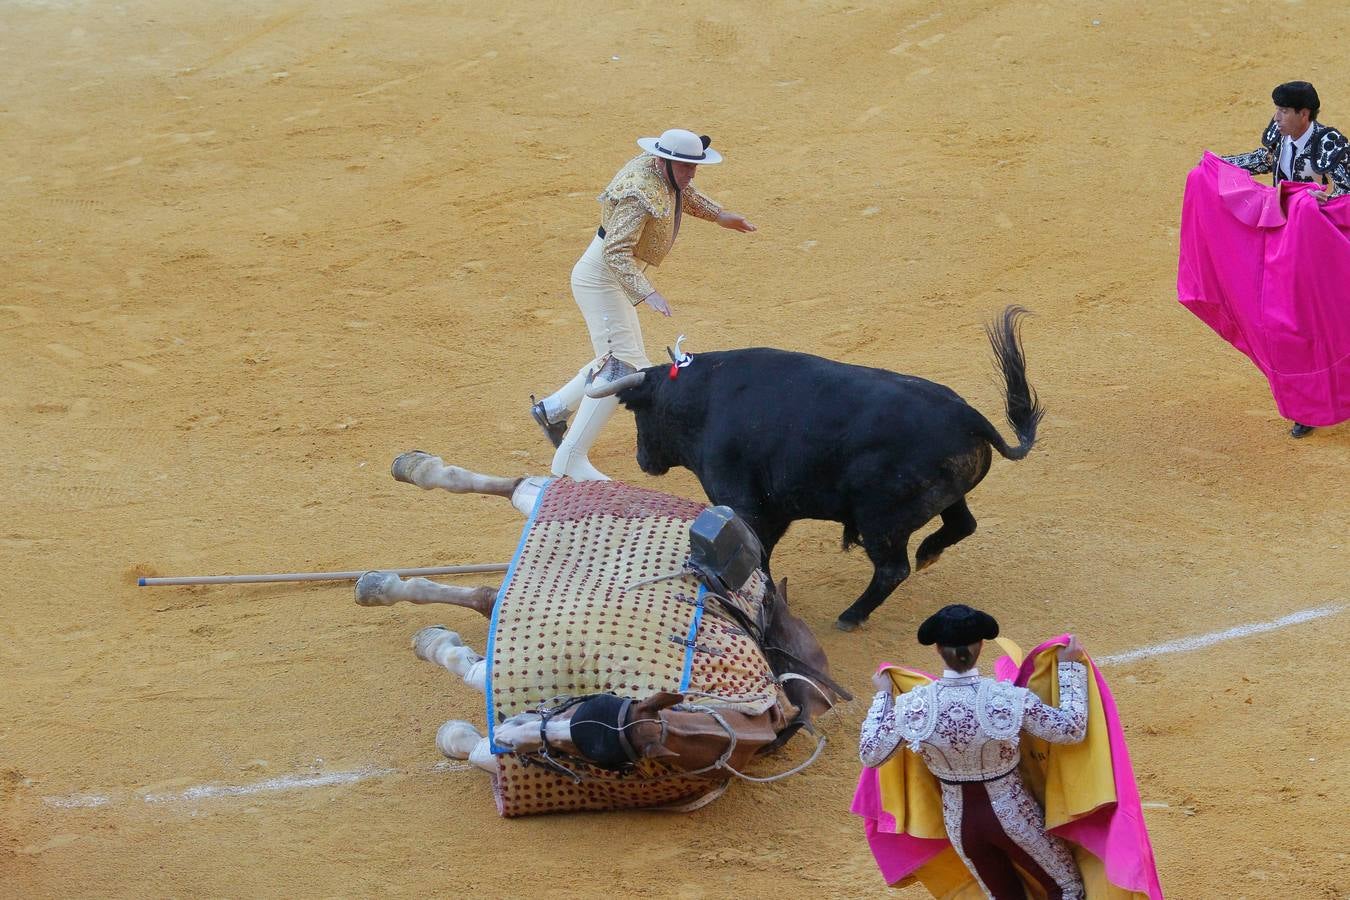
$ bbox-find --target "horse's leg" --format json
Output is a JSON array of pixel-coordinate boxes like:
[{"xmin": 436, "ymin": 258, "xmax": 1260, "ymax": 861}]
[
  {"xmin": 419, "ymin": 639, "xmax": 497, "ymax": 772},
  {"xmin": 391, "ymin": 451, "xmax": 549, "ymax": 518},
  {"xmin": 435, "ymin": 721, "xmax": 499, "ymax": 774},
  {"xmin": 412, "ymin": 625, "xmax": 486, "ymax": 693},
  {"xmin": 914, "ymin": 496, "xmax": 977, "ymax": 572},
  {"xmin": 355, "ymin": 572, "xmax": 498, "ymax": 616},
  {"xmin": 391, "ymin": 451, "xmax": 521, "ymax": 497},
  {"xmin": 506, "ymin": 475, "xmax": 550, "ymax": 517},
  {"xmin": 466, "ymin": 736, "xmax": 498, "ymax": 774}
]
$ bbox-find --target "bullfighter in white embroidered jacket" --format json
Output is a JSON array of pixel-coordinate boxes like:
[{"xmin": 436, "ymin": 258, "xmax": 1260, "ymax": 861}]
[{"xmin": 859, "ymin": 605, "xmax": 1090, "ymax": 900}]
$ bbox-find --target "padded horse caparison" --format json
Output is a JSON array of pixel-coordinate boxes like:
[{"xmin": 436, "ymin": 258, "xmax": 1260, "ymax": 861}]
[
  {"xmin": 567, "ymin": 694, "xmax": 638, "ymax": 771},
  {"xmin": 489, "ymin": 478, "xmax": 814, "ymax": 816}
]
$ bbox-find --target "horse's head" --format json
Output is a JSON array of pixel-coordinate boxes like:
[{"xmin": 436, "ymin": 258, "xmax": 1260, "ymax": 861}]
[
  {"xmin": 496, "ymin": 692, "xmax": 685, "ymax": 768},
  {"xmin": 762, "ymin": 578, "xmax": 851, "ymax": 733}
]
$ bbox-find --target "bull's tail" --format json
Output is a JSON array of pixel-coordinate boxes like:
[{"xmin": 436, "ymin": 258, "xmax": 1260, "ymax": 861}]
[{"xmin": 981, "ymin": 306, "xmax": 1043, "ymax": 460}]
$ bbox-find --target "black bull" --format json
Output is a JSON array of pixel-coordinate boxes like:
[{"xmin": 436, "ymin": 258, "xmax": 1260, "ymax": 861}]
[{"xmin": 590, "ymin": 306, "xmax": 1043, "ymax": 630}]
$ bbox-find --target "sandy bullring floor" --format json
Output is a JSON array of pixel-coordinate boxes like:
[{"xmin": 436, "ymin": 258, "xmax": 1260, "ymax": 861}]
[{"xmin": 3, "ymin": 0, "xmax": 1348, "ymax": 897}]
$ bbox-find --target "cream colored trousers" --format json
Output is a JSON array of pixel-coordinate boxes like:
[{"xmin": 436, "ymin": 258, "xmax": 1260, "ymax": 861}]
[
  {"xmin": 573, "ymin": 235, "xmax": 656, "ymax": 370},
  {"xmin": 545, "ymin": 237, "xmax": 659, "ymax": 481},
  {"xmin": 545, "ymin": 236, "xmax": 657, "ymax": 419}
]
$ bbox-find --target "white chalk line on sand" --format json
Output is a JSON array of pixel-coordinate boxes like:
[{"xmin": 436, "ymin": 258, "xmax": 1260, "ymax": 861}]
[
  {"xmin": 1093, "ymin": 602, "xmax": 1344, "ymax": 666},
  {"xmin": 141, "ymin": 767, "xmax": 397, "ymax": 803},
  {"xmin": 43, "ymin": 794, "xmax": 112, "ymax": 809},
  {"xmin": 41, "ymin": 602, "xmax": 1345, "ymax": 811},
  {"xmin": 42, "ymin": 761, "xmax": 472, "ymax": 810}
]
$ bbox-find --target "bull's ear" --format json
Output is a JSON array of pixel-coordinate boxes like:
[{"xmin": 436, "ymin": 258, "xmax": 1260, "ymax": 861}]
[{"xmin": 776, "ymin": 577, "xmax": 788, "ymax": 605}]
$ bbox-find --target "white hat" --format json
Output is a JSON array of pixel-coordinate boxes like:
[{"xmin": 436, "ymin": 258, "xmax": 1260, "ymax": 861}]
[{"xmin": 636, "ymin": 128, "xmax": 723, "ymax": 165}]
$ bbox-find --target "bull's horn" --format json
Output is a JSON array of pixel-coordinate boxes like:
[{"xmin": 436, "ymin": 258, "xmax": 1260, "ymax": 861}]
[{"xmin": 585, "ymin": 370, "xmax": 646, "ymax": 398}]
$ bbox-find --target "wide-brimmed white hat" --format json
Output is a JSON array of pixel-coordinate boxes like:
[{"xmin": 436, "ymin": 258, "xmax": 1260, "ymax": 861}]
[{"xmin": 636, "ymin": 128, "xmax": 723, "ymax": 165}]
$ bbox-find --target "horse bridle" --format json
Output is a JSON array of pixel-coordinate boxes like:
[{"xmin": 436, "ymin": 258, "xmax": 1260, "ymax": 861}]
[
  {"xmin": 521, "ymin": 693, "xmax": 665, "ymax": 783},
  {"xmin": 516, "ymin": 692, "xmax": 825, "ymax": 787}
]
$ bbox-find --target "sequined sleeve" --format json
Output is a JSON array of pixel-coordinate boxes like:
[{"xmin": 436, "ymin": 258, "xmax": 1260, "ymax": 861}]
[
  {"xmin": 1312, "ymin": 127, "xmax": 1350, "ymax": 195},
  {"xmin": 858, "ymin": 690, "xmax": 905, "ymax": 768},
  {"xmin": 1328, "ymin": 162, "xmax": 1350, "ymax": 196},
  {"xmin": 601, "ymin": 196, "xmax": 657, "ymax": 305},
  {"xmin": 1021, "ymin": 662, "xmax": 1088, "ymax": 744},
  {"xmin": 1223, "ymin": 146, "xmax": 1274, "ymax": 175},
  {"xmin": 1223, "ymin": 119, "xmax": 1279, "ymax": 176},
  {"xmin": 682, "ymin": 184, "xmax": 723, "ymax": 222}
]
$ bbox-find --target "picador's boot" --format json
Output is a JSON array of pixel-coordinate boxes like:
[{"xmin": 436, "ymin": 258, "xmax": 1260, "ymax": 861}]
[
  {"xmin": 550, "ymin": 394, "xmax": 618, "ymax": 481},
  {"xmin": 530, "ymin": 395, "xmax": 568, "ymax": 449},
  {"xmin": 529, "ymin": 364, "xmax": 593, "ymax": 449}
]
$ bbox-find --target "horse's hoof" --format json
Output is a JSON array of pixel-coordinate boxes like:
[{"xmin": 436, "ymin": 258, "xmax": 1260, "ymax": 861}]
[
  {"xmin": 436, "ymin": 720, "xmax": 482, "ymax": 759},
  {"xmin": 391, "ymin": 450, "xmax": 435, "ymax": 484},
  {"xmin": 835, "ymin": 617, "xmax": 864, "ymax": 632},
  {"xmin": 355, "ymin": 571, "xmax": 399, "ymax": 606},
  {"xmin": 412, "ymin": 624, "xmax": 461, "ymax": 660}
]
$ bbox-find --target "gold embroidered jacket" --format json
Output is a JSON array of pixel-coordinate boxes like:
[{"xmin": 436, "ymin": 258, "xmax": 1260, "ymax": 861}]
[{"xmin": 597, "ymin": 154, "xmax": 723, "ymax": 304}]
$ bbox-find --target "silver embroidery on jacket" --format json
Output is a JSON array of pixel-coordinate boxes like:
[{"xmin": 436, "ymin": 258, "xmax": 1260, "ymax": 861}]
[{"xmin": 858, "ymin": 662, "xmax": 1091, "ymax": 897}]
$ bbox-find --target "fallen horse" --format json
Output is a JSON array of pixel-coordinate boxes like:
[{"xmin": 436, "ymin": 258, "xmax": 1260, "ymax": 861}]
[{"xmin": 355, "ymin": 451, "xmax": 851, "ymax": 815}]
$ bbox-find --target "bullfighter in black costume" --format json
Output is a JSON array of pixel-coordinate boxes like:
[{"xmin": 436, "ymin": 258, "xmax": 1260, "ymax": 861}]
[{"xmin": 1220, "ymin": 81, "xmax": 1350, "ymax": 439}]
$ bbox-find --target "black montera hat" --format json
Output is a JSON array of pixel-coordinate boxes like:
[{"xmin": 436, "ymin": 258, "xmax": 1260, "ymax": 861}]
[
  {"xmin": 917, "ymin": 604, "xmax": 1000, "ymax": 646},
  {"xmin": 1272, "ymin": 81, "xmax": 1319, "ymax": 114}
]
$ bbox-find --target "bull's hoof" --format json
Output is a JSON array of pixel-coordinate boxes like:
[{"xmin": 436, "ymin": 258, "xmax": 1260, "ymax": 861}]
[
  {"xmin": 915, "ymin": 555, "xmax": 938, "ymax": 573},
  {"xmin": 412, "ymin": 624, "xmax": 463, "ymax": 661},
  {"xmin": 835, "ymin": 616, "xmax": 865, "ymax": 632},
  {"xmin": 436, "ymin": 720, "xmax": 482, "ymax": 759},
  {"xmin": 355, "ymin": 571, "xmax": 401, "ymax": 606},
  {"xmin": 391, "ymin": 450, "xmax": 436, "ymax": 485}
]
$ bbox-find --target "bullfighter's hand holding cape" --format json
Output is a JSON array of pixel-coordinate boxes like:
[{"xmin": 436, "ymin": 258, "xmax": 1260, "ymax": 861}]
[{"xmin": 851, "ymin": 636, "xmax": 1163, "ymax": 899}]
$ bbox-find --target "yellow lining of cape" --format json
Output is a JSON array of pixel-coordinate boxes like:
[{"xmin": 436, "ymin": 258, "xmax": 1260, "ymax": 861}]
[{"xmin": 874, "ymin": 640, "xmax": 1146, "ymax": 899}]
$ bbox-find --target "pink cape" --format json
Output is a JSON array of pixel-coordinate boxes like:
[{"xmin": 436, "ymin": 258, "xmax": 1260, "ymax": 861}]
[
  {"xmin": 850, "ymin": 638, "xmax": 1163, "ymax": 898},
  {"xmin": 1177, "ymin": 152, "xmax": 1350, "ymax": 427}
]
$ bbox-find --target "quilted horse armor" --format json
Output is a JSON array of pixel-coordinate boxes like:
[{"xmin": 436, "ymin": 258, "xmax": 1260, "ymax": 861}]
[{"xmin": 485, "ymin": 478, "xmax": 814, "ymax": 816}]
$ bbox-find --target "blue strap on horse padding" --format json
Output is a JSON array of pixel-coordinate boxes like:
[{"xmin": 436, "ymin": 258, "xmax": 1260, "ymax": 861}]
[
  {"xmin": 677, "ymin": 584, "xmax": 707, "ymax": 693},
  {"xmin": 485, "ymin": 479, "xmax": 552, "ymax": 753}
]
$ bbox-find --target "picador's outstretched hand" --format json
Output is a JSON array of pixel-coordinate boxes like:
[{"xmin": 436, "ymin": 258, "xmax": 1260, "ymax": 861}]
[
  {"xmin": 643, "ymin": 290, "xmax": 673, "ymax": 316},
  {"xmin": 717, "ymin": 211, "xmax": 757, "ymax": 233}
]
